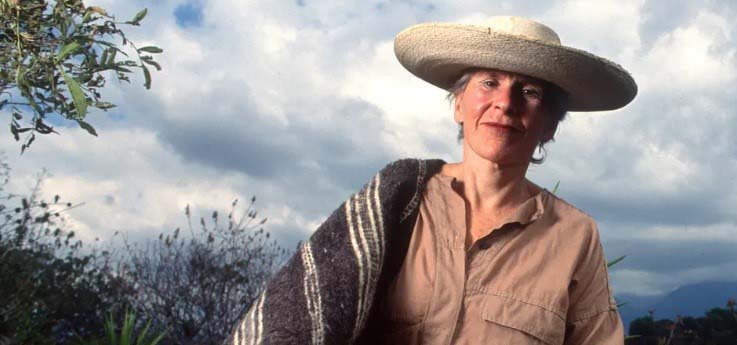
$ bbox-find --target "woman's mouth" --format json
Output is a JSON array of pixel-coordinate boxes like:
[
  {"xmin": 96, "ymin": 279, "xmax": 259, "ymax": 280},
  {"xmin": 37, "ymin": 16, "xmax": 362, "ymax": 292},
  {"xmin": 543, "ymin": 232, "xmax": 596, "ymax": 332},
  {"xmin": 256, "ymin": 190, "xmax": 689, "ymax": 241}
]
[{"xmin": 480, "ymin": 122, "xmax": 521, "ymax": 132}]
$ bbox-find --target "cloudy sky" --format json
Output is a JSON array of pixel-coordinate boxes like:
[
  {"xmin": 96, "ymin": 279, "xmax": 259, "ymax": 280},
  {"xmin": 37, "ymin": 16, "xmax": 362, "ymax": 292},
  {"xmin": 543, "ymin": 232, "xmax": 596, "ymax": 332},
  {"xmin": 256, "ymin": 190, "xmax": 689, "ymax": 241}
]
[{"xmin": 2, "ymin": 0, "xmax": 736, "ymax": 301}]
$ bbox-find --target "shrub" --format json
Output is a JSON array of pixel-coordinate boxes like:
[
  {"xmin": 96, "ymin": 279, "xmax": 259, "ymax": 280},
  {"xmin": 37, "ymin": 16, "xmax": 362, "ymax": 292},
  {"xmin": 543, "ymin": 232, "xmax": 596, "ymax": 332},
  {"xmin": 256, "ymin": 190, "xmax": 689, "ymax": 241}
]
[
  {"xmin": 0, "ymin": 163, "xmax": 123, "ymax": 343},
  {"xmin": 115, "ymin": 198, "xmax": 289, "ymax": 345}
]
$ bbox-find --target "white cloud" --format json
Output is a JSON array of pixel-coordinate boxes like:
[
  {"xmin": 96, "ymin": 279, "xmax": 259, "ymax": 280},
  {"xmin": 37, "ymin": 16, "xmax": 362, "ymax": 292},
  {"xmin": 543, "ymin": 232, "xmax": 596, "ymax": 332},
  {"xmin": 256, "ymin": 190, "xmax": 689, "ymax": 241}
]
[
  {"xmin": 611, "ymin": 269, "xmax": 673, "ymax": 296},
  {"xmin": 635, "ymin": 9, "xmax": 737, "ymax": 91},
  {"xmin": 633, "ymin": 143, "xmax": 694, "ymax": 192},
  {"xmin": 612, "ymin": 260, "xmax": 737, "ymax": 296},
  {"xmin": 341, "ymin": 41, "xmax": 456, "ymax": 159},
  {"xmin": 542, "ymin": 0, "xmax": 645, "ymax": 61},
  {"xmin": 9, "ymin": 142, "xmax": 312, "ymax": 246},
  {"xmin": 634, "ymin": 223, "xmax": 737, "ymax": 243},
  {"xmin": 1, "ymin": 128, "xmax": 256, "ymax": 242}
]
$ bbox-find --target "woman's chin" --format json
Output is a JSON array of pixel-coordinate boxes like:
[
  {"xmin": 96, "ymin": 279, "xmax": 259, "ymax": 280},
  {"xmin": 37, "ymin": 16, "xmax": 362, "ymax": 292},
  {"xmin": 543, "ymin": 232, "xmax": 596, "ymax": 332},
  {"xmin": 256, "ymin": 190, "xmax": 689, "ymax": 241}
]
[{"xmin": 465, "ymin": 145, "xmax": 534, "ymax": 167}]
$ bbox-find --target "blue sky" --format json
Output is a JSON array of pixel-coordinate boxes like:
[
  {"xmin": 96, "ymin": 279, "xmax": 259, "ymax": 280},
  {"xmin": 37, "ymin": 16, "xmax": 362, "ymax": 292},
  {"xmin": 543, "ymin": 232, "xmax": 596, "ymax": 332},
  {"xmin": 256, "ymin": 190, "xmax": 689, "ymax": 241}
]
[
  {"xmin": 2, "ymin": 0, "xmax": 736, "ymax": 301},
  {"xmin": 174, "ymin": 1, "xmax": 203, "ymax": 28}
]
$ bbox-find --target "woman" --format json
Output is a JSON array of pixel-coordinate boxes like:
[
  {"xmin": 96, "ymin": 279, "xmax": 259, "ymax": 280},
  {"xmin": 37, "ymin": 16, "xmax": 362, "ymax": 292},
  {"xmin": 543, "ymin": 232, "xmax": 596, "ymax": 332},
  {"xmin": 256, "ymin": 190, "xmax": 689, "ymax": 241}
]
[{"xmin": 226, "ymin": 16, "xmax": 637, "ymax": 345}]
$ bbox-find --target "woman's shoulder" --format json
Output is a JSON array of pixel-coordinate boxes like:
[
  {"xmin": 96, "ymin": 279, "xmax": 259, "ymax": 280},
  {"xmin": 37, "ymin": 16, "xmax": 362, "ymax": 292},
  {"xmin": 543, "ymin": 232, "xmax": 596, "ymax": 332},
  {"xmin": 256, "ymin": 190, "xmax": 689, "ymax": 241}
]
[{"xmin": 544, "ymin": 192, "xmax": 600, "ymax": 234}]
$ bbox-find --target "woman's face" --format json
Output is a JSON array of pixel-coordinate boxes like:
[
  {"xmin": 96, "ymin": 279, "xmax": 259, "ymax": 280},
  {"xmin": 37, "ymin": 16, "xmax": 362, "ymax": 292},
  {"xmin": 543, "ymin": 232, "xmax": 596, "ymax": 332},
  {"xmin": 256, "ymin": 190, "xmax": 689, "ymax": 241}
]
[{"xmin": 454, "ymin": 69, "xmax": 557, "ymax": 166}]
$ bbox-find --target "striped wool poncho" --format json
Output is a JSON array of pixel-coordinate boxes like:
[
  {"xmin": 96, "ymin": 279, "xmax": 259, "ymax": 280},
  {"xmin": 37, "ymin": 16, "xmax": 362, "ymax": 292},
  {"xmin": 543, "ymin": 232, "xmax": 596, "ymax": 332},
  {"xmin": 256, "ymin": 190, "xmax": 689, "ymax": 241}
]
[{"xmin": 224, "ymin": 158, "xmax": 445, "ymax": 345}]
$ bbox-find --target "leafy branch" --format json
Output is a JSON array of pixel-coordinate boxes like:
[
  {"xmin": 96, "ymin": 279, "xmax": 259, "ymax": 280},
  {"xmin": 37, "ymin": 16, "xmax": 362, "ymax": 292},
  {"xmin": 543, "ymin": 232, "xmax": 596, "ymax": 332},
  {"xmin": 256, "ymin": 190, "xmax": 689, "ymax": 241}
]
[{"xmin": 0, "ymin": 0, "xmax": 163, "ymax": 152}]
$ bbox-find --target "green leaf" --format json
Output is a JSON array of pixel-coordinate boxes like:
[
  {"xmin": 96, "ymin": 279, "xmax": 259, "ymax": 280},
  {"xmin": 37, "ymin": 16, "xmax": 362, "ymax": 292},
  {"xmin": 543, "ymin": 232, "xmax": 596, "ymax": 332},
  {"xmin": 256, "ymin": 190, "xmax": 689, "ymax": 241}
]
[
  {"xmin": 607, "ymin": 255, "xmax": 626, "ymax": 268},
  {"xmin": 95, "ymin": 102, "xmax": 116, "ymax": 110},
  {"xmin": 551, "ymin": 181, "xmax": 560, "ymax": 194},
  {"xmin": 60, "ymin": 70, "xmax": 88, "ymax": 118},
  {"xmin": 112, "ymin": 66, "xmax": 132, "ymax": 73},
  {"xmin": 56, "ymin": 42, "xmax": 81, "ymax": 62},
  {"xmin": 142, "ymin": 58, "xmax": 162, "ymax": 71},
  {"xmin": 129, "ymin": 8, "xmax": 148, "ymax": 25},
  {"xmin": 147, "ymin": 328, "xmax": 168, "ymax": 345},
  {"xmin": 10, "ymin": 124, "xmax": 19, "ymax": 141},
  {"xmin": 95, "ymin": 40, "xmax": 116, "ymax": 48},
  {"xmin": 76, "ymin": 120, "xmax": 97, "ymax": 136},
  {"xmin": 137, "ymin": 320, "xmax": 153, "ymax": 345},
  {"xmin": 105, "ymin": 312, "xmax": 116, "ymax": 345},
  {"xmin": 82, "ymin": 11, "xmax": 94, "ymax": 23},
  {"xmin": 107, "ymin": 49, "xmax": 118, "ymax": 65},
  {"xmin": 15, "ymin": 65, "xmax": 26, "ymax": 86},
  {"xmin": 34, "ymin": 120, "xmax": 55, "ymax": 134},
  {"xmin": 88, "ymin": 6, "xmax": 108, "ymax": 16},
  {"xmin": 137, "ymin": 46, "xmax": 163, "ymax": 54},
  {"xmin": 142, "ymin": 65, "xmax": 151, "ymax": 89},
  {"xmin": 100, "ymin": 49, "xmax": 109, "ymax": 66},
  {"xmin": 21, "ymin": 133, "xmax": 35, "ymax": 154},
  {"xmin": 25, "ymin": 92, "xmax": 44, "ymax": 116},
  {"xmin": 121, "ymin": 310, "xmax": 135, "ymax": 345}
]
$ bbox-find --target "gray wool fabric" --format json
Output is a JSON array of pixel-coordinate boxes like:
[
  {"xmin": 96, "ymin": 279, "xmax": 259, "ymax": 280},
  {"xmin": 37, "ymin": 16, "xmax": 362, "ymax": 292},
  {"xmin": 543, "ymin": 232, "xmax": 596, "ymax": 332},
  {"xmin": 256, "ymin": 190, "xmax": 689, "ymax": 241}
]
[{"xmin": 224, "ymin": 158, "xmax": 445, "ymax": 345}]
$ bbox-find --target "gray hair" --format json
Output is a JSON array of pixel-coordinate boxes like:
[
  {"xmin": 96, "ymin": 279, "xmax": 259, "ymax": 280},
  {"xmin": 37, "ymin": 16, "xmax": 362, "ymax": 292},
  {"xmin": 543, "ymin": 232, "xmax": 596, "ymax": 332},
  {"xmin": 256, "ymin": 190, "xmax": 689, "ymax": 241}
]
[{"xmin": 447, "ymin": 69, "xmax": 570, "ymax": 164}]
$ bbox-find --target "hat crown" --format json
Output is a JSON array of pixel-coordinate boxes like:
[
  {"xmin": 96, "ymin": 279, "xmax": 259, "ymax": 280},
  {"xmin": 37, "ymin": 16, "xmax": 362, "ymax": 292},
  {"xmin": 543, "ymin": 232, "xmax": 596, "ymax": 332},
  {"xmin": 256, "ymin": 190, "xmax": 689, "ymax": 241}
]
[{"xmin": 484, "ymin": 16, "xmax": 560, "ymax": 45}]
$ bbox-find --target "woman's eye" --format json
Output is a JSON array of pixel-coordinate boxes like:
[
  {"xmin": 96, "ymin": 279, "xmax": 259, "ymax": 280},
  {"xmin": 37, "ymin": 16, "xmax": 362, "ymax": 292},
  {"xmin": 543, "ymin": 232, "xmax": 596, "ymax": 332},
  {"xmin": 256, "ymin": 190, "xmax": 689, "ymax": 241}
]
[
  {"xmin": 483, "ymin": 80, "xmax": 498, "ymax": 88},
  {"xmin": 522, "ymin": 88, "xmax": 542, "ymax": 99}
]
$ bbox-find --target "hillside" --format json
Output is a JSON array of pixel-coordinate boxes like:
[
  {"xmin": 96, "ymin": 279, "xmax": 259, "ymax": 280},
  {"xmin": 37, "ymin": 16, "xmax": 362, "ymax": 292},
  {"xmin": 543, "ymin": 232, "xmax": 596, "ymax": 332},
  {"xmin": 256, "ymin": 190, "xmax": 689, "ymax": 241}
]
[{"xmin": 616, "ymin": 280, "xmax": 737, "ymax": 334}]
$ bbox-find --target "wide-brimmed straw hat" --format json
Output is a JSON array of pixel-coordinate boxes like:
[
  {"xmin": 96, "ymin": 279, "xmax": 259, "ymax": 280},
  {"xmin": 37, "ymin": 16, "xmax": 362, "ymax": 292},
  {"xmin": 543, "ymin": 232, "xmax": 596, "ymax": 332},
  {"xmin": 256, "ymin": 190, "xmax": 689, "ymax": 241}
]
[{"xmin": 394, "ymin": 16, "xmax": 637, "ymax": 111}]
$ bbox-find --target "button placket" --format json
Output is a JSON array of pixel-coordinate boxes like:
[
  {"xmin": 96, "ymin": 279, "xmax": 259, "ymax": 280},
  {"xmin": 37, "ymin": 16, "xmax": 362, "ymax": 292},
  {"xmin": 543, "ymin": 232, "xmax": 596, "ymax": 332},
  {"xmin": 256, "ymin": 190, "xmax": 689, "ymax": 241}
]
[
  {"xmin": 465, "ymin": 229, "xmax": 516, "ymax": 291},
  {"xmin": 469, "ymin": 225, "xmax": 515, "ymax": 267},
  {"xmin": 434, "ymin": 231, "xmax": 469, "ymax": 345}
]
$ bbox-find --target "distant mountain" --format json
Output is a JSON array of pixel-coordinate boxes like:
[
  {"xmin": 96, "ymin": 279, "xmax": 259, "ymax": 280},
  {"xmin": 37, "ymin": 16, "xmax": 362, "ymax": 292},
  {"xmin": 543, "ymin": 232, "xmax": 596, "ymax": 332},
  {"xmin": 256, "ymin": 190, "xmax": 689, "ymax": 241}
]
[
  {"xmin": 616, "ymin": 293, "xmax": 662, "ymax": 333},
  {"xmin": 615, "ymin": 280, "xmax": 737, "ymax": 334}
]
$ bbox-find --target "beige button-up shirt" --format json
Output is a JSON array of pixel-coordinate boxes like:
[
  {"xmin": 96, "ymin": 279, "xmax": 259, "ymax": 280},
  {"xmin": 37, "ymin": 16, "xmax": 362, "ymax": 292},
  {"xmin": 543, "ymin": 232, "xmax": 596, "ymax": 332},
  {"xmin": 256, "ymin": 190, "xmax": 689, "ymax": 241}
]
[{"xmin": 379, "ymin": 174, "xmax": 623, "ymax": 345}]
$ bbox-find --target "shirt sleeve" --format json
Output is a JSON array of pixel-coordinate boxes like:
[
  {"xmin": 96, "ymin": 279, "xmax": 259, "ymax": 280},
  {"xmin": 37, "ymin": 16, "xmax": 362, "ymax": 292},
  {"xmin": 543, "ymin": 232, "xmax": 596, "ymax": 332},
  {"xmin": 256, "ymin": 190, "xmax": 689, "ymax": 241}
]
[{"xmin": 564, "ymin": 219, "xmax": 624, "ymax": 345}]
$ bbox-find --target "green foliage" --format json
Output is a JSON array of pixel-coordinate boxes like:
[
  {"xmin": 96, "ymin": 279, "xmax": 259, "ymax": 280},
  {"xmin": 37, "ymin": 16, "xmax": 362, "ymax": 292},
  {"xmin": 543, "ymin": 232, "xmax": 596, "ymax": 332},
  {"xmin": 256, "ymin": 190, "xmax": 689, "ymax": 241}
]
[
  {"xmin": 0, "ymin": 161, "xmax": 127, "ymax": 343},
  {"xmin": 608, "ymin": 255, "xmax": 626, "ymax": 268},
  {"xmin": 551, "ymin": 180, "xmax": 560, "ymax": 194},
  {"xmin": 0, "ymin": 0, "xmax": 162, "ymax": 152},
  {"xmin": 74, "ymin": 309, "xmax": 167, "ymax": 345}
]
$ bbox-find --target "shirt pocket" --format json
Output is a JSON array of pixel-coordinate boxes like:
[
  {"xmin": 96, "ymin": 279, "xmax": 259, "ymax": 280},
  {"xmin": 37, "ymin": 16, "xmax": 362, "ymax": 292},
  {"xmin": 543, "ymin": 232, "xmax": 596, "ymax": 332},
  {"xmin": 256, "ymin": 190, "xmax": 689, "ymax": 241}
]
[{"xmin": 481, "ymin": 293, "xmax": 566, "ymax": 345}]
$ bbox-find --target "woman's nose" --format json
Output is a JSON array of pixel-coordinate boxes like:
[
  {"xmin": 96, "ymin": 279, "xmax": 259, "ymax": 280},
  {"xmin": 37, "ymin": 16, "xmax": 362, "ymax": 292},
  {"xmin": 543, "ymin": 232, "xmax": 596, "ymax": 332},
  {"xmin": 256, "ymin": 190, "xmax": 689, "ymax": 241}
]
[{"xmin": 492, "ymin": 84, "xmax": 518, "ymax": 115}]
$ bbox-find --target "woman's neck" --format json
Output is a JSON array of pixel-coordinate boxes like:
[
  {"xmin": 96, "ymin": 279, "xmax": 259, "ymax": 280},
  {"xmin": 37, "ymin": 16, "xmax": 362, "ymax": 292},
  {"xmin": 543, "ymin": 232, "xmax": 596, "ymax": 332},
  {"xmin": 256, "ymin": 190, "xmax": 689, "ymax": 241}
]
[
  {"xmin": 441, "ymin": 146, "xmax": 541, "ymax": 248},
  {"xmin": 442, "ymin": 151, "xmax": 532, "ymax": 212}
]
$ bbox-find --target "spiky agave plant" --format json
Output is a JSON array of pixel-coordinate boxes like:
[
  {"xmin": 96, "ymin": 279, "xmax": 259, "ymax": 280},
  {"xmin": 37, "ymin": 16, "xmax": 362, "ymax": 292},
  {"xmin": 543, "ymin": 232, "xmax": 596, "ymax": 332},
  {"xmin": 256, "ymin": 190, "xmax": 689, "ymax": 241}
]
[{"xmin": 75, "ymin": 309, "xmax": 167, "ymax": 345}]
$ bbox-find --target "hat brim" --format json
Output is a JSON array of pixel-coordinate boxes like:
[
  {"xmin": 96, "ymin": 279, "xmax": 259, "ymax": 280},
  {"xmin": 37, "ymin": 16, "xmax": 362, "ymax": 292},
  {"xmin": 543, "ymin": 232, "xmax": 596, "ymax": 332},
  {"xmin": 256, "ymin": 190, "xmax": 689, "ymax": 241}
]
[{"xmin": 394, "ymin": 23, "xmax": 637, "ymax": 112}]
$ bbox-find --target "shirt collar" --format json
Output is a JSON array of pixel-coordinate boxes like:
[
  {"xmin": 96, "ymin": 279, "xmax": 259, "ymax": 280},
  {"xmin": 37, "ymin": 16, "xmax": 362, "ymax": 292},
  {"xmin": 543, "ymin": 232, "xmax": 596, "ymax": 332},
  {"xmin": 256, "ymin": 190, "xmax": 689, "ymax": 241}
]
[
  {"xmin": 434, "ymin": 173, "xmax": 548, "ymax": 229},
  {"xmin": 503, "ymin": 189, "xmax": 547, "ymax": 227}
]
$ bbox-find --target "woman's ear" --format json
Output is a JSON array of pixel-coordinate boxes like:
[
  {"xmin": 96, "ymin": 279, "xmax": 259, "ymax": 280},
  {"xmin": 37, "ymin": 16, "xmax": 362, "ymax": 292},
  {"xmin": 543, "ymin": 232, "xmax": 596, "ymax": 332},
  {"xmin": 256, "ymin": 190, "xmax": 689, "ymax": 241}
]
[{"xmin": 453, "ymin": 92, "xmax": 464, "ymax": 124}]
